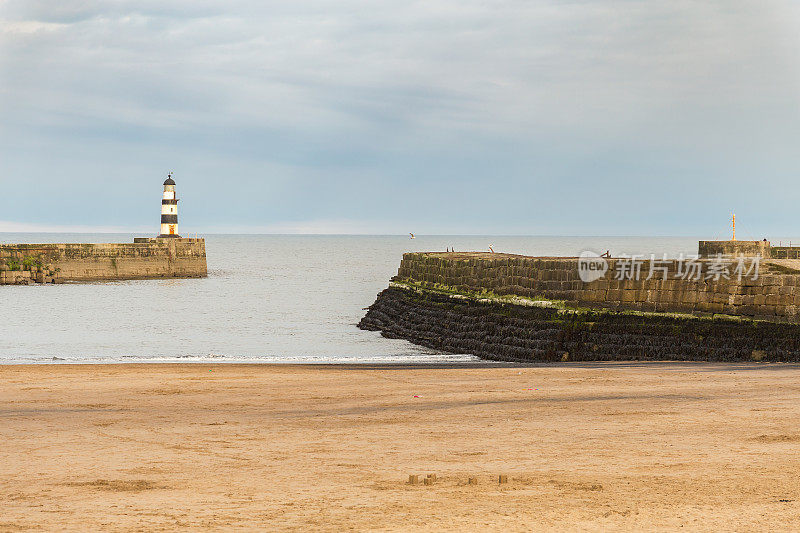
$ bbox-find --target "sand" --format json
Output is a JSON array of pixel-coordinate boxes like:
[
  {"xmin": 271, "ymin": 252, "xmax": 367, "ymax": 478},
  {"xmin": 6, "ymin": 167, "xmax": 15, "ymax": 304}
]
[{"xmin": 2, "ymin": 362, "xmax": 800, "ymax": 531}]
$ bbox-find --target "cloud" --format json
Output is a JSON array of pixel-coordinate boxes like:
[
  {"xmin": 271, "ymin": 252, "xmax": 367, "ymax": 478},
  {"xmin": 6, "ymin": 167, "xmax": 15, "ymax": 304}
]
[
  {"xmin": 205, "ymin": 218, "xmax": 404, "ymax": 235},
  {"xmin": 2, "ymin": 1, "xmax": 800, "ymax": 234},
  {"xmin": 0, "ymin": 220, "xmax": 149, "ymax": 233}
]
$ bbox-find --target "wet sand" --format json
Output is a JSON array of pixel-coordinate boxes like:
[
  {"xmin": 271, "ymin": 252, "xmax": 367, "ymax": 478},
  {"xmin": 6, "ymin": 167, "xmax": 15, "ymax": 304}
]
[{"xmin": 2, "ymin": 362, "xmax": 800, "ymax": 531}]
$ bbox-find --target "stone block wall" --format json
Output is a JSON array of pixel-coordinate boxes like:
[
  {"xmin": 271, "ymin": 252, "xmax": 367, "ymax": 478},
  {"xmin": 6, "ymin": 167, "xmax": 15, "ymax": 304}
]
[
  {"xmin": 698, "ymin": 240, "xmax": 771, "ymax": 258},
  {"xmin": 360, "ymin": 287, "xmax": 800, "ymax": 362},
  {"xmin": 0, "ymin": 238, "xmax": 207, "ymax": 284},
  {"xmin": 395, "ymin": 252, "xmax": 800, "ymax": 323},
  {"xmin": 770, "ymin": 247, "xmax": 800, "ymax": 259}
]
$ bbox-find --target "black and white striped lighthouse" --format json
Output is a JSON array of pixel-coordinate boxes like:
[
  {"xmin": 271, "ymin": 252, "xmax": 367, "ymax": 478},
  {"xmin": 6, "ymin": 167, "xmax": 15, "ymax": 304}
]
[{"xmin": 159, "ymin": 173, "xmax": 180, "ymax": 238}]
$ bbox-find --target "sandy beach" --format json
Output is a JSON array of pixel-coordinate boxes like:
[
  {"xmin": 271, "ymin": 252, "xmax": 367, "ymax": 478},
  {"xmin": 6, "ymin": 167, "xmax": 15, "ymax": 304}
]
[{"xmin": 2, "ymin": 362, "xmax": 800, "ymax": 531}]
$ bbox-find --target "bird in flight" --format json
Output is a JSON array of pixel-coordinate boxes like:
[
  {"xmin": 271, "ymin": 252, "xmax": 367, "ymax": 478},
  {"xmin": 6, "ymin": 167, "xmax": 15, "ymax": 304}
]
[{"xmin": 409, "ymin": 233, "xmax": 415, "ymax": 239}]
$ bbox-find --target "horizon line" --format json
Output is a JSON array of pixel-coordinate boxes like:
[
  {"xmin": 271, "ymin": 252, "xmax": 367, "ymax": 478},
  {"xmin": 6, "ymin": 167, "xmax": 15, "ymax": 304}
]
[{"xmin": 0, "ymin": 231, "xmax": 743, "ymax": 238}]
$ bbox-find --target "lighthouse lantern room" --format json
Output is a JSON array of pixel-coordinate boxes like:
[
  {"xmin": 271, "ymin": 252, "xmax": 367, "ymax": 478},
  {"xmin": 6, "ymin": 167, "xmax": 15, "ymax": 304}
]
[{"xmin": 159, "ymin": 173, "xmax": 180, "ymax": 238}]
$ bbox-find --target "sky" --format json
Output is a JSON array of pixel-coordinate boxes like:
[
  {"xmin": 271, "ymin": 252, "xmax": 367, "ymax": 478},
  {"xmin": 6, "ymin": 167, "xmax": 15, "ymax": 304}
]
[{"xmin": 1, "ymin": 0, "xmax": 800, "ymax": 236}]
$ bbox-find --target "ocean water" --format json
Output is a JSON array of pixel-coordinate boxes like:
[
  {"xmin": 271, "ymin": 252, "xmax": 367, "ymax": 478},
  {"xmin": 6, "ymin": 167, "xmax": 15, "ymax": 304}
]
[{"xmin": 0, "ymin": 234, "xmax": 700, "ymax": 364}]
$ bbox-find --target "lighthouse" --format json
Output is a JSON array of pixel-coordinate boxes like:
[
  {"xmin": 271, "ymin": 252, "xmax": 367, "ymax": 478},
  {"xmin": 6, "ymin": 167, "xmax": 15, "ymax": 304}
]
[{"xmin": 159, "ymin": 173, "xmax": 180, "ymax": 238}]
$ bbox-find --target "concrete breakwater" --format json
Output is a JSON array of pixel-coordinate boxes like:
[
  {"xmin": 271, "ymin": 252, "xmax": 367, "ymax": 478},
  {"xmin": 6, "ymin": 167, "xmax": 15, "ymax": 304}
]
[
  {"xmin": 359, "ymin": 252, "xmax": 800, "ymax": 362},
  {"xmin": 0, "ymin": 238, "xmax": 207, "ymax": 284}
]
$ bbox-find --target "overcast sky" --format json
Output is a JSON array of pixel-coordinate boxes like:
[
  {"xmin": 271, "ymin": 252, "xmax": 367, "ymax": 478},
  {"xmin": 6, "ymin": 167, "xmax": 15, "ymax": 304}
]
[{"xmin": 2, "ymin": 1, "xmax": 800, "ymax": 236}]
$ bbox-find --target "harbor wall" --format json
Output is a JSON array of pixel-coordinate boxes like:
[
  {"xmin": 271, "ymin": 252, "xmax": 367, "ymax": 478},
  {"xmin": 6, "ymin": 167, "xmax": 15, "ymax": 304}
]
[
  {"xmin": 697, "ymin": 239, "xmax": 800, "ymax": 259},
  {"xmin": 698, "ymin": 240, "xmax": 771, "ymax": 258},
  {"xmin": 0, "ymin": 238, "xmax": 207, "ymax": 284},
  {"xmin": 359, "ymin": 287, "xmax": 800, "ymax": 363},
  {"xmin": 394, "ymin": 252, "xmax": 800, "ymax": 322}
]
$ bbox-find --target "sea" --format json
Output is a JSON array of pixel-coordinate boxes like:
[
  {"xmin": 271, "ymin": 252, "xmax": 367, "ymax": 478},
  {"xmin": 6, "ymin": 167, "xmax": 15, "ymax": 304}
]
[{"xmin": 0, "ymin": 234, "xmax": 702, "ymax": 364}]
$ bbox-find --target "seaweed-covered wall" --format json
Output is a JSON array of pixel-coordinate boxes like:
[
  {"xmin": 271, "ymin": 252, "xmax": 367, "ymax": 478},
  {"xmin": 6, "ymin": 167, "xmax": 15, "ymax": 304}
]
[
  {"xmin": 0, "ymin": 238, "xmax": 207, "ymax": 284},
  {"xmin": 359, "ymin": 286, "xmax": 800, "ymax": 363},
  {"xmin": 395, "ymin": 252, "xmax": 800, "ymax": 323}
]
